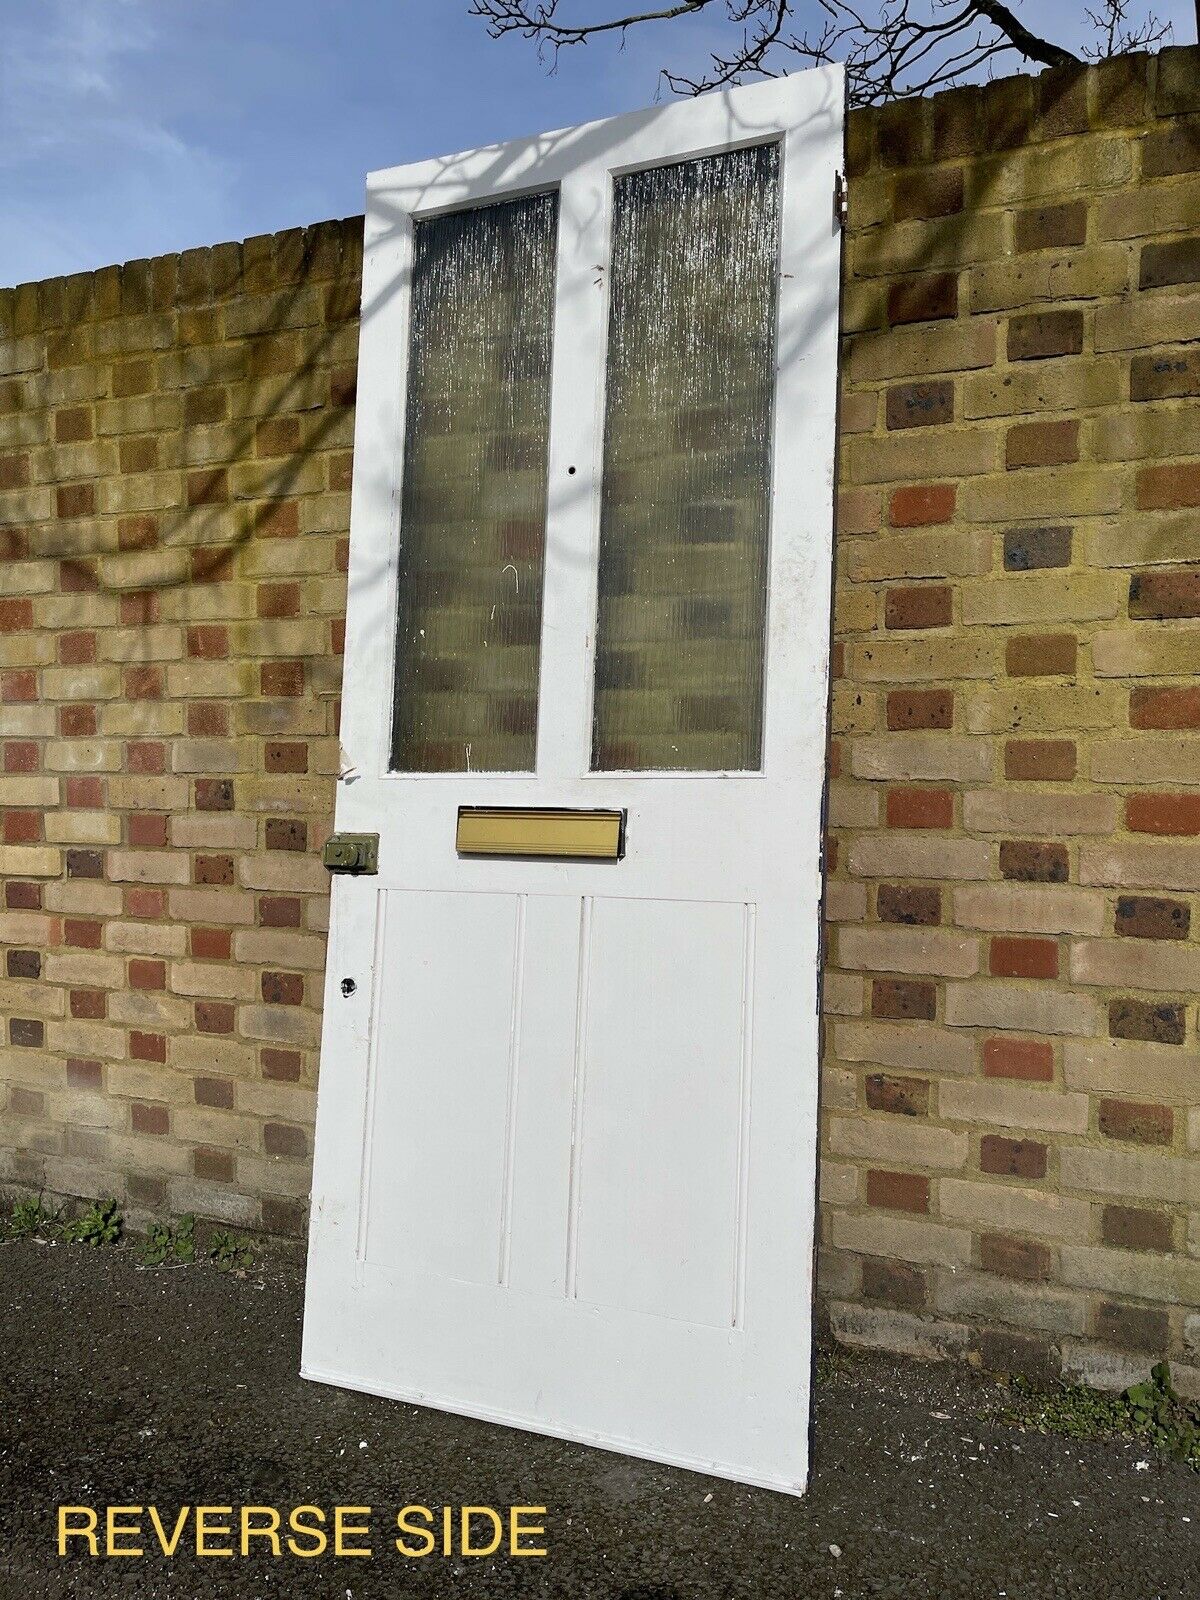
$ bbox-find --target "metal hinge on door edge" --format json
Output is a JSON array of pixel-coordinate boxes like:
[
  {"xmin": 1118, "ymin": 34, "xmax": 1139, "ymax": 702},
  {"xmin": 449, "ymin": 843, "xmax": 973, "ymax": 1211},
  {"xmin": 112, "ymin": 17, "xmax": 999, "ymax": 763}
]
[{"xmin": 834, "ymin": 172, "xmax": 848, "ymax": 230}]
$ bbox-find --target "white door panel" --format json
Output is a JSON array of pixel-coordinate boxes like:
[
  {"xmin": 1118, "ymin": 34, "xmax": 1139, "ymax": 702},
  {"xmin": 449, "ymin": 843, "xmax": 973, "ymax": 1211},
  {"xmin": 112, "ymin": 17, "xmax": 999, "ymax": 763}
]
[{"xmin": 304, "ymin": 66, "xmax": 843, "ymax": 1494}]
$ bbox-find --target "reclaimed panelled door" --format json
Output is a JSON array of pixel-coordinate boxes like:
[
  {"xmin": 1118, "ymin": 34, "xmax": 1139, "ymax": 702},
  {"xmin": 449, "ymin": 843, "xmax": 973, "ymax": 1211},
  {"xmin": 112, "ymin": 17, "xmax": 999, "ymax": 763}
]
[{"xmin": 302, "ymin": 68, "xmax": 845, "ymax": 1494}]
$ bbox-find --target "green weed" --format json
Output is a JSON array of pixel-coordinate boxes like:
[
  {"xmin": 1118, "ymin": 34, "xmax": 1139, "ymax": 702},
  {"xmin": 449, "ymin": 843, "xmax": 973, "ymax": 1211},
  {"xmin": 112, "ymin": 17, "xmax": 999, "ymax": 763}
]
[
  {"xmin": 139, "ymin": 1213, "xmax": 197, "ymax": 1267},
  {"xmin": 1002, "ymin": 1363, "xmax": 1200, "ymax": 1467},
  {"xmin": 206, "ymin": 1229, "xmax": 254, "ymax": 1273},
  {"xmin": 0, "ymin": 1195, "xmax": 62, "ymax": 1241},
  {"xmin": 62, "ymin": 1197, "xmax": 123, "ymax": 1248}
]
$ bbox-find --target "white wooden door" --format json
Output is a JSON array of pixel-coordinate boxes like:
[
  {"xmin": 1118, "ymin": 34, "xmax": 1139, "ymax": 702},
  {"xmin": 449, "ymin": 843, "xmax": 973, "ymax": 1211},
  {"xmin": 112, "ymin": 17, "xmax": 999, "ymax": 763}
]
[{"xmin": 302, "ymin": 68, "xmax": 844, "ymax": 1495}]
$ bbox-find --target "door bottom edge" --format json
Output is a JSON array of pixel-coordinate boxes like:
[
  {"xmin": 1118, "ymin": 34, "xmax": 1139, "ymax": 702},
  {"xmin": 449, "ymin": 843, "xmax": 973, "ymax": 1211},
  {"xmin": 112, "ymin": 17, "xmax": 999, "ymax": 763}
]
[{"xmin": 299, "ymin": 1360, "xmax": 808, "ymax": 1497}]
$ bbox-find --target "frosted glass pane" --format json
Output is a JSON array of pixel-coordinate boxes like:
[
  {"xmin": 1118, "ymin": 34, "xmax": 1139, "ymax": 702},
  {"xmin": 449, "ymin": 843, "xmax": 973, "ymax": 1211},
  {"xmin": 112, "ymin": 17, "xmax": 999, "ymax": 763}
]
[
  {"xmin": 390, "ymin": 193, "xmax": 558, "ymax": 772},
  {"xmin": 592, "ymin": 144, "xmax": 780, "ymax": 773}
]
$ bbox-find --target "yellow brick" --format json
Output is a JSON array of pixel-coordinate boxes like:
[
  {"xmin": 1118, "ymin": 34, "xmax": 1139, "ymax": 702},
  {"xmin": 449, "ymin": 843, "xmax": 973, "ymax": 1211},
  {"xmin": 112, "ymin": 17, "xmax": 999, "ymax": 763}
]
[
  {"xmin": 825, "ymin": 881, "xmax": 868, "ymax": 922},
  {"xmin": 231, "ymin": 928, "xmax": 327, "ymax": 969},
  {"xmin": 829, "ymin": 1210, "xmax": 971, "ymax": 1268},
  {"xmin": 1095, "ymin": 173, "xmax": 1200, "ymax": 239},
  {"xmin": 108, "ymin": 849, "xmax": 190, "ymax": 886},
  {"xmin": 943, "ymin": 981, "xmax": 1098, "ymax": 1035},
  {"xmin": 844, "ymin": 428, "xmax": 996, "ymax": 486},
  {"xmin": 1080, "ymin": 839, "xmax": 1200, "ymax": 891},
  {"xmin": 832, "ymin": 1019, "xmax": 975, "ymax": 1075},
  {"xmin": 239, "ymin": 1005, "xmax": 322, "ymax": 1047},
  {"xmin": 848, "ymin": 835, "xmax": 991, "ymax": 881},
  {"xmin": 981, "ymin": 682, "xmax": 1121, "ymax": 734},
  {"xmin": 43, "ymin": 881, "xmax": 122, "ymax": 916},
  {"xmin": 849, "ymin": 530, "xmax": 991, "ymax": 582},
  {"xmin": 939, "ymin": 1078, "xmax": 1089, "ymax": 1134},
  {"xmin": 827, "ymin": 781, "xmax": 879, "ymax": 829},
  {"xmin": 169, "ymin": 960, "xmax": 258, "ymax": 1001},
  {"xmin": 939, "ymin": 1179, "xmax": 1090, "ymax": 1241},
  {"xmin": 1084, "ymin": 518, "xmax": 1200, "ymax": 568},
  {"xmin": 833, "ymin": 585, "xmax": 878, "ymax": 634},
  {"xmin": 1059, "ymin": 1245, "xmax": 1200, "ymax": 1306},
  {"xmin": 1095, "ymin": 295, "xmax": 1200, "ymax": 354},
  {"xmin": 1069, "ymin": 938, "xmax": 1200, "ymax": 991},
  {"xmin": 828, "ymin": 1116, "xmax": 968, "ymax": 1169},
  {"xmin": 823, "ymin": 972, "xmax": 865, "ymax": 1017},
  {"xmin": 105, "ymin": 921, "xmax": 188, "ymax": 957},
  {"xmin": 963, "ymin": 790, "xmax": 1117, "ymax": 834},
  {"xmin": 108, "ymin": 992, "xmax": 192, "ymax": 1031},
  {"xmin": 100, "ymin": 626, "xmax": 184, "ymax": 662},
  {"xmin": 963, "ymin": 358, "xmax": 1121, "ymax": 419},
  {"xmin": 819, "ymin": 1161, "xmax": 861, "ymax": 1206},
  {"xmin": 969, "ymin": 137, "xmax": 1132, "ymax": 206},
  {"xmin": 848, "ymin": 318, "xmax": 996, "ymax": 382},
  {"xmin": 0, "ymin": 845, "xmax": 61, "ymax": 878},
  {"xmin": 961, "ymin": 572, "xmax": 1121, "ymax": 625},
  {"xmin": 935, "ymin": 1272, "xmax": 1084, "ymax": 1337},
  {"xmin": 851, "ymin": 214, "xmax": 1006, "ymax": 278},
  {"xmin": 953, "ymin": 883, "xmax": 1104, "ymax": 935},
  {"xmin": 1090, "ymin": 737, "xmax": 1200, "ymax": 786},
  {"xmin": 848, "ymin": 636, "xmax": 997, "ymax": 682},
  {"xmin": 850, "ymin": 734, "xmax": 992, "ymax": 782},
  {"xmin": 1062, "ymin": 1037, "xmax": 1196, "ymax": 1099},
  {"xmin": 167, "ymin": 887, "xmax": 255, "ymax": 925},
  {"xmin": 969, "ymin": 246, "xmax": 1129, "ymax": 313},
  {"xmin": 1060, "ymin": 1145, "xmax": 1199, "ymax": 1205},
  {"xmin": 1092, "ymin": 627, "xmax": 1200, "ymax": 677},
  {"xmin": 961, "ymin": 467, "xmax": 1122, "ymax": 524},
  {"xmin": 837, "ymin": 925, "xmax": 979, "ymax": 977}
]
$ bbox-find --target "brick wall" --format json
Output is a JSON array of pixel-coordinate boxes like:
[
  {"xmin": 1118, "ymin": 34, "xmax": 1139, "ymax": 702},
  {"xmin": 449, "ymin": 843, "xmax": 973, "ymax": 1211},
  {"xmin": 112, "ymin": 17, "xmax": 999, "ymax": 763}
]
[{"xmin": 1, "ymin": 47, "xmax": 1197, "ymax": 1386}]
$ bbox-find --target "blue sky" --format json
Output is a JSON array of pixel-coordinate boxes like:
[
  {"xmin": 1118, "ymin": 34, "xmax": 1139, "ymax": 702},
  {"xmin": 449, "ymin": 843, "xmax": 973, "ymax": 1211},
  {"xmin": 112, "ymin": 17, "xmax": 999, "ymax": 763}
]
[{"xmin": 0, "ymin": 0, "xmax": 1193, "ymax": 286}]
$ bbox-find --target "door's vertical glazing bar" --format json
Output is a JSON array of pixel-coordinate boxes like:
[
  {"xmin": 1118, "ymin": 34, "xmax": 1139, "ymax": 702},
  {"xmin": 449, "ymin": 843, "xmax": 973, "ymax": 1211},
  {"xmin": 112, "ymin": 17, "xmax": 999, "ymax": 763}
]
[
  {"xmin": 732, "ymin": 901, "xmax": 757, "ymax": 1329},
  {"xmin": 535, "ymin": 166, "xmax": 611, "ymax": 779},
  {"xmin": 354, "ymin": 888, "xmax": 390, "ymax": 1268},
  {"xmin": 564, "ymin": 895, "xmax": 594, "ymax": 1298},
  {"xmin": 498, "ymin": 894, "xmax": 528, "ymax": 1287}
]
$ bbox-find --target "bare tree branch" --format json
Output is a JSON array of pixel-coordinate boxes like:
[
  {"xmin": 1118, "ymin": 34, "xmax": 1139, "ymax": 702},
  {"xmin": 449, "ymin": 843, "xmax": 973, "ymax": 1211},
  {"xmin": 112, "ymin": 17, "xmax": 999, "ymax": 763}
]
[{"xmin": 470, "ymin": 0, "xmax": 1174, "ymax": 105}]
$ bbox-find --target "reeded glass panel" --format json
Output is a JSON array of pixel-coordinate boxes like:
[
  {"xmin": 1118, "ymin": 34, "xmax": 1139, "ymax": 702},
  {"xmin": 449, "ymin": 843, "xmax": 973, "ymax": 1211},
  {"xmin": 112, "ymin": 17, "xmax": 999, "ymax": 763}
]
[
  {"xmin": 592, "ymin": 144, "xmax": 780, "ymax": 772},
  {"xmin": 390, "ymin": 192, "xmax": 558, "ymax": 772}
]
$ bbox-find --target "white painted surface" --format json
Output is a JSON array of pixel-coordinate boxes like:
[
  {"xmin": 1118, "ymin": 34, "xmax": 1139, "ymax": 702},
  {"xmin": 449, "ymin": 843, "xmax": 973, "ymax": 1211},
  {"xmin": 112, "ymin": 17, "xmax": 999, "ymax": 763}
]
[{"xmin": 303, "ymin": 67, "xmax": 844, "ymax": 1495}]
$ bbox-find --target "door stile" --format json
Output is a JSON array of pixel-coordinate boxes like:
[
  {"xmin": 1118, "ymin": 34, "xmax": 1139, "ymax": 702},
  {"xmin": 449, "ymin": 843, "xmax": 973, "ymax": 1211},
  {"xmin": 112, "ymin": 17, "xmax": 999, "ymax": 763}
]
[{"xmin": 535, "ymin": 165, "xmax": 611, "ymax": 782}]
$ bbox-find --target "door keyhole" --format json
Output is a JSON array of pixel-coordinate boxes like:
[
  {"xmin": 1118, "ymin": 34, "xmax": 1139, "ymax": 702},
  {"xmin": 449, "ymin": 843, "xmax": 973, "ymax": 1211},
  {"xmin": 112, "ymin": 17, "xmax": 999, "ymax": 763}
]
[{"xmin": 341, "ymin": 978, "xmax": 357, "ymax": 998}]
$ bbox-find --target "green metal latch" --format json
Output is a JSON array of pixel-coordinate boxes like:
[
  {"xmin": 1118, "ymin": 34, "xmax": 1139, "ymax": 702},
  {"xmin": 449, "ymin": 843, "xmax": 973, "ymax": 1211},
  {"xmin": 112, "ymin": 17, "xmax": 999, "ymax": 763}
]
[{"xmin": 322, "ymin": 833, "xmax": 379, "ymax": 874}]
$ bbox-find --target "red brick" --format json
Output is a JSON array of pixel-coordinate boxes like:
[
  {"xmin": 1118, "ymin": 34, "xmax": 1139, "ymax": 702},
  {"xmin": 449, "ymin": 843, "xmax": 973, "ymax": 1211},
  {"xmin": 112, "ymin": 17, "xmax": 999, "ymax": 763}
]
[
  {"xmin": 66, "ymin": 1058, "xmax": 103, "ymax": 1090},
  {"xmin": 1132, "ymin": 349, "xmax": 1200, "ymax": 402},
  {"xmin": 876, "ymin": 884, "xmax": 942, "ymax": 926},
  {"xmin": 330, "ymin": 367, "xmax": 357, "ymax": 406},
  {"xmin": 889, "ymin": 483, "xmax": 955, "ymax": 527},
  {"xmin": 264, "ymin": 1122, "xmax": 308, "ymax": 1158},
  {"xmin": 194, "ymin": 1076, "xmax": 235, "ymax": 1110},
  {"xmin": 6, "ymin": 949, "xmax": 40, "ymax": 978},
  {"xmin": 129, "ymin": 959, "xmax": 166, "ymax": 990},
  {"xmin": 120, "ymin": 591, "xmax": 159, "ymax": 624},
  {"xmin": 1129, "ymin": 569, "xmax": 1200, "ymax": 619},
  {"xmin": 989, "ymin": 936, "xmax": 1059, "ymax": 979},
  {"xmin": 63, "ymin": 918, "xmax": 102, "ymax": 949},
  {"xmin": 887, "ymin": 689, "xmax": 953, "ymax": 731},
  {"xmin": 1006, "ymin": 419, "xmax": 1079, "ymax": 470},
  {"xmin": 999, "ymin": 840, "xmax": 1068, "ymax": 883},
  {"xmin": 187, "ymin": 625, "xmax": 228, "ymax": 659},
  {"xmin": 128, "ymin": 814, "xmax": 169, "ymax": 848},
  {"xmin": 257, "ymin": 583, "xmax": 300, "ymax": 619},
  {"xmin": 2, "ymin": 671, "xmax": 37, "ymax": 702},
  {"xmin": 4, "ymin": 741, "xmax": 38, "ymax": 772},
  {"xmin": 265, "ymin": 818, "xmax": 306, "ymax": 852},
  {"xmin": 982, "ymin": 1037, "xmax": 1054, "ymax": 1082},
  {"xmin": 259, "ymin": 896, "xmax": 302, "ymax": 928},
  {"xmin": 1014, "ymin": 200, "xmax": 1087, "ymax": 252},
  {"xmin": 886, "ymin": 380, "xmax": 954, "ymax": 430},
  {"xmin": 131, "ymin": 1103, "xmax": 169, "ymax": 1136},
  {"xmin": 1109, "ymin": 997, "xmax": 1186, "ymax": 1045},
  {"xmin": 261, "ymin": 1047, "xmax": 302, "ymax": 1082},
  {"xmin": 979, "ymin": 1232, "xmax": 1052, "ymax": 1280},
  {"xmin": 191, "ymin": 546, "xmax": 235, "ymax": 584},
  {"xmin": 261, "ymin": 660, "xmax": 305, "ymax": 697},
  {"xmin": 1102, "ymin": 1204, "xmax": 1173, "ymax": 1252},
  {"xmin": 117, "ymin": 515, "xmax": 158, "ymax": 552},
  {"xmin": 55, "ymin": 406, "xmax": 93, "ymax": 443},
  {"xmin": 261, "ymin": 971, "xmax": 304, "ymax": 1006},
  {"xmin": 980, "ymin": 1135, "xmax": 1047, "ymax": 1179},
  {"xmin": 187, "ymin": 703, "xmax": 228, "ymax": 737},
  {"xmin": 119, "ymin": 437, "xmax": 157, "ymax": 474},
  {"xmin": 3, "ymin": 811, "xmax": 42, "ymax": 843},
  {"xmin": 861, "ymin": 1258, "xmax": 927, "ymax": 1309},
  {"xmin": 893, "ymin": 167, "xmax": 964, "ymax": 221},
  {"xmin": 0, "ymin": 599, "xmax": 33, "ymax": 631},
  {"xmin": 1005, "ymin": 633, "xmax": 1077, "ymax": 676},
  {"xmin": 195, "ymin": 778, "xmax": 234, "ymax": 811},
  {"xmin": 1115, "ymin": 895, "xmax": 1190, "ymax": 941},
  {"xmin": 885, "ymin": 585, "xmax": 952, "ymax": 630},
  {"xmin": 187, "ymin": 468, "xmax": 228, "ymax": 506},
  {"xmin": 866, "ymin": 1169, "xmax": 929, "ymax": 1214},
  {"xmin": 872, "ymin": 978, "xmax": 936, "ymax": 1021},
  {"xmin": 190, "ymin": 926, "xmax": 232, "ymax": 960},
  {"xmin": 1130, "ymin": 686, "xmax": 1200, "ymax": 729},
  {"xmin": 130, "ymin": 1031, "xmax": 167, "ymax": 1063},
  {"xmin": 886, "ymin": 787, "xmax": 953, "ymax": 829},
  {"xmin": 1008, "ymin": 310, "xmax": 1083, "ymax": 361},
  {"xmin": 265, "ymin": 741, "xmax": 308, "ymax": 774},
  {"xmin": 0, "ymin": 453, "xmax": 31, "ymax": 490},
  {"xmin": 258, "ymin": 501, "xmax": 300, "ymax": 539},
  {"xmin": 58, "ymin": 630, "xmax": 96, "ymax": 665},
  {"xmin": 6, "ymin": 883, "xmax": 42, "ymax": 910},
  {"xmin": 9, "ymin": 1018, "xmax": 44, "ymax": 1048},
  {"xmin": 56, "ymin": 483, "xmax": 95, "ymax": 519},
  {"xmin": 194, "ymin": 854, "xmax": 234, "ymax": 886},
  {"xmin": 1136, "ymin": 463, "xmax": 1200, "ymax": 511},
  {"xmin": 125, "ymin": 666, "xmax": 163, "ymax": 700},
  {"xmin": 1140, "ymin": 238, "xmax": 1200, "ymax": 291},
  {"xmin": 195, "ymin": 1000, "xmax": 235, "ymax": 1034},
  {"xmin": 1094, "ymin": 1300, "xmax": 1170, "ymax": 1351},
  {"xmin": 60, "ymin": 705, "xmax": 97, "ymax": 738},
  {"xmin": 1126, "ymin": 792, "xmax": 1200, "ymax": 835},
  {"xmin": 70, "ymin": 988, "xmax": 106, "ymax": 1020},
  {"xmin": 64, "ymin": 775, "xmax": 103, "ymax": 808},
  {"xmin": 865, "ymin": 1073, "xmax": 929, "ymax": 1116},
  {"xmin": 1099, "ymin": 1099, "xmax": 1173, "ymax": 1146},
  {"xmin": 261, "ymin": 1196, "xmax": 307, "ymax": 1236},
  {"xmin": 1004, "ymin": 739, "xmax": 1076, "ymax": 781},
  {"xmin": 65, "ymin": 847, "xmax": 101, "ymax": 878},
  {"xmin": 127, "ymin": 741, "xmax": 165, "ymax": 774},
  {"xmin": 125, "ymin": 887, "xmax": 165, "ymax": 920},
  {"xmin": 193, "ymin": 1148, "xmax": 235, "ymax": 1183}
]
